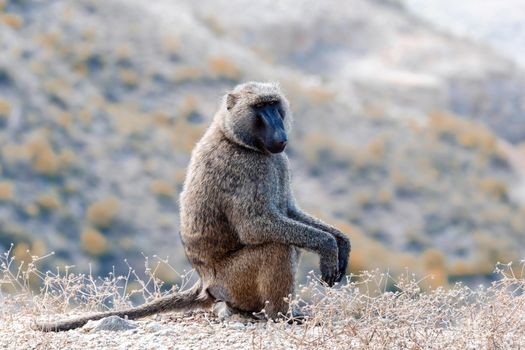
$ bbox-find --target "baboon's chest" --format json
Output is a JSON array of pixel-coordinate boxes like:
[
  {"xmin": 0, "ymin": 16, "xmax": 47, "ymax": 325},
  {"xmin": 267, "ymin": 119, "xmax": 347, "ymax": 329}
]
[{"xmin": 264, "ymin": 158, "xmax": 288, "ymax": 210}]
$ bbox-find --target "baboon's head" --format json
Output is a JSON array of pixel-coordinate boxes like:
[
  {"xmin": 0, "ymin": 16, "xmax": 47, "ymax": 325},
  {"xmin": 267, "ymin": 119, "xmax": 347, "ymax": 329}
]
[{"xmin": 219, "ymin": 82, "xmax": 292, "ymax": 154}]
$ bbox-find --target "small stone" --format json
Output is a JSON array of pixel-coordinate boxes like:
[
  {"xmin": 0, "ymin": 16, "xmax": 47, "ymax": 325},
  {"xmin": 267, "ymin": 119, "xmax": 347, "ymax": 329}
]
[
  {"xmin": 157, "ymin": 329, "xmax": 174, "ymax": 337},
  {"xmin": 83, "ymin": 316, "xmax": 138, "ymax": 332},
  {"xmin": 145, "ymin": 322, "xmax": 162, "ymax": 333},
  {"xmin": 229, "ymin": 322, "xmax": 245, "ymax": 330}
]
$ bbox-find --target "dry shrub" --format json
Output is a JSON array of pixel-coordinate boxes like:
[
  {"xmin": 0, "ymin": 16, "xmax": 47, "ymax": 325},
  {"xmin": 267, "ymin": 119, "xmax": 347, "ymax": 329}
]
[
  {"xmin": 428, "ymin": 112, "xmax": 498, "ymax": 155},
  {"xmin": 55, "ymin": 112, "xmax": 71, "ymax": 129},
  {"xmin": 421, "ymin": 249, "xmax": 447, "ymax": 288},
  {"xmin": 178, "ymin": 95, "xmax": 199, "ymax": 120},
  {"xmin": 77, "ymin": 108, "xmax": 92, "ymax": 125},
  {"xmin": 0, "ymin": 97, "xmax": 11, "ymax": 117},
  {"xmin": 281, "ymin": 79, "xmax": 336, "ymax": 106},
  {"xmin": 116, "ymin": 44, "xmax": 133, "ymax": 60},
  {"xmin": 377, "ymin": 187, "xmax": 393, "ymax": 205},
  {"xmin": 80, "ymin": 227, "xmax": 108, "ymax": 257},
  {"xmin": 0, "ymin": 247, "xmax": 187, "ymax": 315},
  {"xmin": 477, "ymin": 177, "xmax": 508, "ymax": 199},
  {"xmin": 161, "ymin": 35, "xmax": 180, "ymax": 54},
  {"xmin": 150, "ymin": 180, "xmax": 175, "ymax": 197},
  {"xmin": 277, "ymin": 264, "xmax": 525, "ymax": 349},
  {"xmin": 201, "ymin": 15, "xmax": 225, "ymax": 36},
  {"xmin": 36, "ymin": 191, "xmax": 62, "ymax": 210},
  {"xmin": 86, "ymin": 196, "xmax": 120, "ymax": 228},
  {"xmin": 2, "ymin": 13, "xmax": 23, "ymax": 29},
  {"xmin": 208, "ymin": 56, "xmax": 241, "ymax": 80},
  {"xmin": 26, "ymin": 134, "xmax": 61, "ymax": 176},
  {"xmin": 171, "ymin": 65, "xmax": 203, "ymax": 82},
  {"xmin": 107, "ymin": 103, "xmax": 151, "ymax": 136},
  {"xmin": 34, "ymin": 31, "xmax": 60, "ymax": 48},
  {"xmin": 120, "ymin": 69, "xmax": 139, "ymax": 87},
  {"xmin": 59, "ymin": 148, "xmax": 76, "ymax": 167},
  {"xmin": 0, "ymin": 181, "xmax": 14, "ymax": 201},
  {"xmin": 24, "ymin": 204, "xmax": 39, "ymax": 217},
  {"xmin": 171, "ymin": 118, "xmax": 206, "ymax": 152}
]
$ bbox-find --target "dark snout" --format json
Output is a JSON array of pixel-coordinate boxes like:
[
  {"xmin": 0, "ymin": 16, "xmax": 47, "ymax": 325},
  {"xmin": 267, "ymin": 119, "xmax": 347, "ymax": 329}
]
[
  {"xmin": 258, "ymin": 106, "xmax": 288, "ymax": 154},
  {"xmin": 267, "ymin": 131, "xmax": 287, "ymax": 153}
]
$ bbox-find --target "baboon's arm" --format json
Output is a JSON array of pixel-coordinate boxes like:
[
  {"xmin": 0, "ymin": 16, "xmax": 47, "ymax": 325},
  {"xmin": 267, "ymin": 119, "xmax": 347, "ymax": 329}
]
[
  {"xmin": 227, "ymin": 203, "xmax": 340, "ymax": 286},
  {"xmin": 288, "ymin": 197, "xmax": 351, "ymax": 248},
  {"xmin": 287, "ymin": 195, "xmax": 350, "ymax": 282}
]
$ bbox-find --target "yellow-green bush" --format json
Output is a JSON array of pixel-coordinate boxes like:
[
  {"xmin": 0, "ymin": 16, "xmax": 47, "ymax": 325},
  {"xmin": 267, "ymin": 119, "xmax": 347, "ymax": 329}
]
[
  {"xmin": 1, "ymin": 13, "xmax": 23, "ymax": 29},
  {"xmin": 208, "ymin": 56, "xmax": 241, "ymax": 80},
  {"xmin": 81, "ymin": 227, "xmax": 109, "ymax": 256},
  {"xmin": 171, "ymin": 65, "xmax": 203, "ymax": 82},
  {"xmin": 428, "ymin": 112, "xmax": 498, "ymax": 155},
  {"xmin": 477, "ymin": 177, "xmax": 508, "ymax": 199},
  {"xmin": 36, "ymin": 191, "xmax": 62, "ymax": 210},
  {"xmin": 119, "ymin": 69, "xmax": 139, "ymax": 87},
  {"xmin": 150, "ymin": 180, "xmax": 175, "ymax": 197},
  {"xmin": 421, "ymin": 248, "xmax": 447, "ymax": 288},
  {"xmin": 24, "ymin": 204, "xmax": 39, "ymax": 217},
  {"xmin": 171, "ymin": 118, "xmax": 206, "ymax": 152},
  {"xmin": 0, "ymin": 97, "xmax": 11, "ymax": 118},
  {"xmin": 161, "ymin": 35, "xmax": 180, "ymax": 54},
  {"xmin": 28, "ymin": 134, "xmax": 61, "ymax": 176},
  {"xmin": 107, "ymin": 103, "xmax": 151, "ymax": 136},
  {"xmin": 0, "ymin": 181, "xmax": 13, "ymax": 201},
  {"xmin": 87, "ymin": 196, "xmax": 120, "ymax": 228}
]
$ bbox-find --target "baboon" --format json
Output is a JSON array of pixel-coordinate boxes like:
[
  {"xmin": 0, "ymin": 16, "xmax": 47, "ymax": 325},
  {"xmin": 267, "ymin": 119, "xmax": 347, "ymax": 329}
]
[{"xmin": 36, "ymin": 82, "xmax": 350, "ymax": 332}]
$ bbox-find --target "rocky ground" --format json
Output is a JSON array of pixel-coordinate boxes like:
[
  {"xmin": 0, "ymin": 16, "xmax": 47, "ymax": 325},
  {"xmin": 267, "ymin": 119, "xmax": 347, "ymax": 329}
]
[
  {"xmin": 3, "ymin": 312, "xmax": 296, "ymax": 350},
  {"xmin": 3, "ymin": 312, "xmax": 366, "ymax": 350}
]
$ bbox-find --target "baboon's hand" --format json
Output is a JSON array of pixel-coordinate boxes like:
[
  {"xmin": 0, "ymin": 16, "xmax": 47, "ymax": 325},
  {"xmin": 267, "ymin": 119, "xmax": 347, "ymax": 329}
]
[
  {"xmin": 320, "ymin": 255, "xmax": 338, "ymax": 287},
  {"xmin": 336, "ymin": 238, "xmax": 351, "ymax": 282}
]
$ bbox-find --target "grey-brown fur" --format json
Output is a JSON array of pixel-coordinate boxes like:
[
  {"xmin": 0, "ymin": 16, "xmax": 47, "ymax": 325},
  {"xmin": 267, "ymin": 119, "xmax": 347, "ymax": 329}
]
[{"xmin": 35, "ymin": 82, "xmax": 350, "ymax": 331}]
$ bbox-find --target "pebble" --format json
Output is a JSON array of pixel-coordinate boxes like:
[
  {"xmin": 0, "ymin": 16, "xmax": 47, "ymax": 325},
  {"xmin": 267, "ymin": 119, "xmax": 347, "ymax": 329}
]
[
  {"xmin": 145, "ymin": 322, "xmax": 162, "ymax": 333},
  {"xmin": 156, "ymin": 329, "xmax": 175, "ymax": 337},
  {"xmin": 83, "ymin": 316, "xmax": 138, "ymax": 332},
  {"xmin": 228, "ymin": 322, "xmax": 245, "ymax": 330}
]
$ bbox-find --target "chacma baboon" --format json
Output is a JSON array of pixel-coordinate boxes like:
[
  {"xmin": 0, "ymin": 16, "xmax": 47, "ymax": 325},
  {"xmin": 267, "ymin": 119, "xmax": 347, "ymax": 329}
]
[{"xmin": 36, "ymin": 82, "xmax": 350, "ymax": 332}]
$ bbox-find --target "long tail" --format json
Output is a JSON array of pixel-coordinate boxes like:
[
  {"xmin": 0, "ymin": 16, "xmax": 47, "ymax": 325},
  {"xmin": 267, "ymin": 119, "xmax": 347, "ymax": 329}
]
[{"xmin": 35, "ymin": 281, "xmax": 212, "ymax": 332}]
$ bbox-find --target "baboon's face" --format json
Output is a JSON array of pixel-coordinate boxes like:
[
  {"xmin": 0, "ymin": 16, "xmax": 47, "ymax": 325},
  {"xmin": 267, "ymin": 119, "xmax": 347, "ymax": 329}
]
[
  {"xmin": 223, "ymin": 82, "xmax": 291, "ymax": 155},
  {"xmin": 249, "ymin": 99, "xmax": 288, "ymax": 153}
]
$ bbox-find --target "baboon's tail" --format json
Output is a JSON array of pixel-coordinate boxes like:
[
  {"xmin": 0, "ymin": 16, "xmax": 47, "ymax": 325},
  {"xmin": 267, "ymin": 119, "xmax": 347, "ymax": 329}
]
[{"xmin": 34, "ymin": 281, "xmax": 212, "ymax": 332}]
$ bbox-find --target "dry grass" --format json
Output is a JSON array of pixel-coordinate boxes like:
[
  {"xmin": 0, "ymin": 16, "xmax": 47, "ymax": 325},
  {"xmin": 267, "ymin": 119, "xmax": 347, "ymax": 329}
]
[{"xmin": 1, "ymin": 247, "xmax": 525, "ymax": 349}]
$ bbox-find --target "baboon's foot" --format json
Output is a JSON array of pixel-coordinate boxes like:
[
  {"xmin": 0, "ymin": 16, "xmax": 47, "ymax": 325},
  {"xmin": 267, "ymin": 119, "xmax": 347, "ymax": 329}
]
[
  {"xmin": 212, "ymin": 301, "xmax": 233, "ymax": 320},
  {"xmin": 285, "ymin": 309, "xmax": 309, "ymax": 324},
  {"xmin": 253, "ymin": 305, "xmax": 309, "ymax": 324}
]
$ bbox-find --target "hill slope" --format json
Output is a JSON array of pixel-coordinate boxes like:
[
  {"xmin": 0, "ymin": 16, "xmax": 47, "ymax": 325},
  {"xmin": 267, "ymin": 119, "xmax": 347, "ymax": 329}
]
[{"xmin": 0, "ymin": 0, "xmax": 524, "ymax": 284}]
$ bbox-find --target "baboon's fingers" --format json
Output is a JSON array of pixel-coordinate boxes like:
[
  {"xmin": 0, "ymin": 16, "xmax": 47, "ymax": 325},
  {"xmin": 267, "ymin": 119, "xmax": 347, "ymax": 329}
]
[
  {"xmin": 336, "ymin": 256, "xmax": 348, "ymax": 283},
  {"xmin": 321, "ymin": 271, "xmax": 337, "ymax": 287}
]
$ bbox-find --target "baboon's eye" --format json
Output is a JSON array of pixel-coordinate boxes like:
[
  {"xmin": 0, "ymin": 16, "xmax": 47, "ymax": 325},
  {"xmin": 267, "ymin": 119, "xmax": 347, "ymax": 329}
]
[
  {"xmin": 255, "ymin": 114, "xmax": 265, "ymax": 128},
  {"xmin": 254, "ymin": 102, "xmax": 266, "ymax": 109}
]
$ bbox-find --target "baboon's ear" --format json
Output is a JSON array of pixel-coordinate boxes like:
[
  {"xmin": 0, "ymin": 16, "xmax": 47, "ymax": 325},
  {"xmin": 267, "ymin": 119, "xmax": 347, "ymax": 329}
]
[{"xmin": 226, "ymin": 93, "xmax": 237, "ymax": 110}]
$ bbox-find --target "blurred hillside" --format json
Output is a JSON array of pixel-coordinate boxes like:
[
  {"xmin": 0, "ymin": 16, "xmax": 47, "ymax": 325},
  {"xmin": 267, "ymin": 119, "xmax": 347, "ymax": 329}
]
[
  {"xmin": 406, "ymin": 0, "xmax": 525, "ymax": 69},
  {"xmin": 0, "ymin": 0, "xmax": 524, "ymax": 286}
]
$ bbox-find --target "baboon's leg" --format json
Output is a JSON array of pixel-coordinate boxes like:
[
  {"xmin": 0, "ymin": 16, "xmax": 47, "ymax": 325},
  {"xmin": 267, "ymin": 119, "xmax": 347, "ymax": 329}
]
[{"xmin": 209, "ymin": 243, "xmax": 297, "ymax": 319}]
